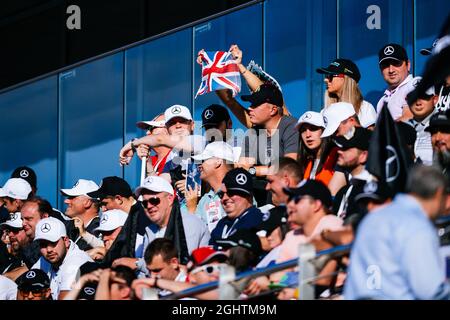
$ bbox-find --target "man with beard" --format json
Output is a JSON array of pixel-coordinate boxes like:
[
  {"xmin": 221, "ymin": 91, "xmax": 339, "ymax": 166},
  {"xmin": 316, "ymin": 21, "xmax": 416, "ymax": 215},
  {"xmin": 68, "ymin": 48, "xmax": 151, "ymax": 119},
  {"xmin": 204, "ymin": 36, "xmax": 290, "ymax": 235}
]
[{"xmin": 426, "ymin": 109, "xmax": 450, "ymax": 178}]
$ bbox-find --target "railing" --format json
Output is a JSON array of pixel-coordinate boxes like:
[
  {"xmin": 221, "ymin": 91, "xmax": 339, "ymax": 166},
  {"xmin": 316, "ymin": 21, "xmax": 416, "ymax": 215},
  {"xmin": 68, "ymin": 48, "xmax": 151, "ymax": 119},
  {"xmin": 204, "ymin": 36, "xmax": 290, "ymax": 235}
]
[{"xmin": 160, "ymin": 244, "xmax": 352, "ymax": 300}]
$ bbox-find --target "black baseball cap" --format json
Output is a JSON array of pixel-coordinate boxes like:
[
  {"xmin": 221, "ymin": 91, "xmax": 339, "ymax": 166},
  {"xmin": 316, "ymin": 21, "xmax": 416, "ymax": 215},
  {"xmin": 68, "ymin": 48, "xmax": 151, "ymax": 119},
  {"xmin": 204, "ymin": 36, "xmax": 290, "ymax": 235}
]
[
  {"xmin": 11, "ymin": 166, "xmax": 37, "ymax": 190},
  {"xmin": 333, "ymin": 127, "xmax": 372, "ymax": 151},
  {"xmin": 283, "ymin": 179, "xmax": 333, "ymax": 209},
  {"xmin": 425, "ymin": 110, "xmax": 450, "ymax": 133},
  {"xmin": 201, "ymin": 104, "xmax": 231, "ymax": 128},
  {"xmin": 221, "ymin": 168, "xmax": 253, "ymax": 196},
  {"xmin": 255, "ymin": 207, "xmax": 287, "ymax": 235},
  {"xmin": 214, "ymin": 229, "xmax": 263, "ymax": 255},
  {"xmin": 378, "ymin": 43, "xmax": 409, "ymax": 64},
  {"xmin": 316, "ymin": 58, "xmax": 361, "ymax": 83},
  {"xmin": 354, "ymin": 180, "xmax": 393, "ymax": 203},
  {"xmin": 241, "ymin": 83, "xmax": 284, "ymax": 108},
  {"xmin": 87, "ymin": 176, "xmax": 133, "ymax": 199},
  {"xmin": 420, "ymin": 38, "xmax": 439, "ymax": 56},
  {"xmin": 16, "ymin": 269, "xmax": 50, "ymax": 291},
  {"xmin": 77, "ymin": 282, "xmax": 97, "ymax": 300}
]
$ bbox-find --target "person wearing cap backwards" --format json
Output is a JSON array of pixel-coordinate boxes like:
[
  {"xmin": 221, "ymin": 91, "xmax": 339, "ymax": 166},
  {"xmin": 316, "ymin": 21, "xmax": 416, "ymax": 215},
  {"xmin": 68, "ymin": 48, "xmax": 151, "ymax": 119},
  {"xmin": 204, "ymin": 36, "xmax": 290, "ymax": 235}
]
[
  {"xmin": 60, "ymin": 179, "xmax": 101, "ymax": 251},
  {"xmin": 132, "ymin": 246, "xmax": 228, "ymax": 300},
  {"xmin": 332, "ymin": 127, "xmax": 374, "ymax": 220},
  {"xmin": 345, "ymin": 165, "xmax": 450, "ymax": 300},
  {"xmin": 84, "ymin": 209, "xmax": 128, "ymax": 261},
  {"xmin": 209, "ymin": 168, "xmax": 264, "ymax": 245},
  {"xmin": 191, "ymin": 141, "xmax": 235, "ymax": 232},
  {"xmin": 420, "ymin": 38, "xmax": 450, "ymax": 113},
  {"xmin": 0, "ymin": 212, "xmax": 31, "ymax": 278},
  {"xmin": 426, "ymin": 109, "xmax": 450, "ymax": 178},
  {"xmin": 407, "ymin": 80, "xmax": 438, "ymax": 165},
  {"xmin": 15, "ymin": 268, "xmax": 51, "ymax": 300},
  {"xmin": 87, "ymin": 176, "xmax": 151, "ymax": 267},
  {"xmin": 295, "ymin": 111, "xmax": 339, "ymax": 186},
  {"xmin": 31, "ymin": 217, "xmax": 93, "ymax": 299},
  {"xmin": 376, "ymin": 43, "xmax": 421, "ymax": 121},
  {"xmin": 0, "ymin": 178, "xmax": 32, "ymax": 214},
  {"xmin": 316, "ymin": 58, "xmax": 377, "ymax": 129},
  {"xmin": 135, "ymin": 113, "xmax": 174, "ymax": 176},
  {"xmin": 112, "ymin": 176, "xmax": 209, "ymax": 275}
]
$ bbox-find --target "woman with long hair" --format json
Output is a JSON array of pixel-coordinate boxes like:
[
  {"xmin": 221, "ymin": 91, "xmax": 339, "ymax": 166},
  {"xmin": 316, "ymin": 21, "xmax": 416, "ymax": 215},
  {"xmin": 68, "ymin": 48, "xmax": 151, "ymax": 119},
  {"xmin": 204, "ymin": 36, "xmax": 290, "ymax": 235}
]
[
  {"xmin": 296, "ymin": 111, "xmax": 338, "ymax": 186},
  {"xmin": 317, "ymin": 58, "xmax": 377, "ymax": 129}
]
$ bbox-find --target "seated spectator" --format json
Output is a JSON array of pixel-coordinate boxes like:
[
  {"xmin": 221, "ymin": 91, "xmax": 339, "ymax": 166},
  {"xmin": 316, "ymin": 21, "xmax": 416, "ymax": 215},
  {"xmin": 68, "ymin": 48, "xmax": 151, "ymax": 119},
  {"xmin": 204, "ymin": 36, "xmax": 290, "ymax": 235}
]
[
  {"xmin": 344, "ymin": 165, "xmax": 450, "ymax": 300},
  {"xmin": 60, "ymin": 179, "xmax": 101, "ymax": 251},
  {"xmin": 32, "ymin": 217, "xmax": 93, "ymax": 299},
  {"xmin": 408, "ymin": 82, "xmax": 437, "ymax": 165},
  {"xmin": 209, "ymin": 168, "xmax": 264, "ymax": 245},
  {"xmin": 425, "ymin": 109, "xmax": 450, "ymax": 177},
  {"xmin": 0, "ymin": 178, "xmax": 32, "ymax": 214},
  {"xmin": 95, "ymin": 266, "xmax": 136, "ymax": 300},
  {"xmin": 191, "ymin": 141, "xmax": 234, "ymax": 231},
  {"xmin": 296, "ymin": 111, "xmax": 338, "ymax": 186},
  {"xmin": 316, "ymin": 58, "xmax": 377, "ymax": 128},
  {"xmin": 15, "ymin": 269, "xmax": 51, "ymax": 300}
]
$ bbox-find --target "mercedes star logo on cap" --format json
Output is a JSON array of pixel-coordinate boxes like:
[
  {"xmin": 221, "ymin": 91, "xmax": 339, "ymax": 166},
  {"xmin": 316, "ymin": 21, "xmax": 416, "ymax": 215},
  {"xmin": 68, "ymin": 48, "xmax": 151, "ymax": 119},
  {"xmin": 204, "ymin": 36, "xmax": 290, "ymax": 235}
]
[
  {"xmin": 323, "ymin": 116, "xmax": 328, "ymax": 127},
  {"xmin": 26, "ymin": 271, "xmax": 36, "ymax": 279},
  {"xmin": 204, "ymin": 109, "xmax": 214, "ymax": 119},
  {"xmin": 364, "ymin": 181, "xmax": 378, "ymax": 194},
  {"xmin": 171, "ymin": 106, "xmax": 181, "ymax": 114},
  {"xmin": 84, "ymin": 287, "xmax": 96, "ymax": 295},
  {"xmin": 384, "ymin": 46, "xmax": 394, "ymax": 55},
  {"xmin": 101, "ymin": 215, "xmax": 108, "ymax": 224},
  {"xmin": 10, "ymin": 213, "xmax": 18, "ymax": 221},
  {"xmin": 302, "ymin": 112, "xmax": 312, "ymax": 120},
  {"xmin": 236, "ymin": 173, "xmax": 247, "ymax": 185},
  {"xmin": 41, "ymin": 223, "xmax": 51, "ymax": 233},
  {"xmin": 20, "ymin": 170, "xmax": 29, "ymax": 178}
]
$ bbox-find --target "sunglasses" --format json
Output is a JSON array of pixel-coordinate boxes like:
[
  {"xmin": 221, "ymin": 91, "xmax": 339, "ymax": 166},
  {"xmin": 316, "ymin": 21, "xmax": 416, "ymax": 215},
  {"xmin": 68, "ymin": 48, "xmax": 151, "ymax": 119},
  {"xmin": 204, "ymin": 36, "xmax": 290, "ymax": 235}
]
[
  {"xmin": 19, "ymin": 289, "xmax": 47, "ymax": 297},
  {"xmin": 191, "ymin": 264, "xmax": 221, "ymax": 275},
  {"xmin": 142, "ymin": 196, "xmax": 161, "ymax": 207},
  {"xmin": 217, "ymin": 190, "xmax": 247, "ymax": 199},
  {"xmin": 325, "ymin": 74, "xmax": 344, "ymax": 82},
  {"xmin": 290, "ymin": 195, "xmax": 314, "ymax": 204},
  {"xmin": 380, "ymin": 59, "xmax": 404, "ymax": 69}
]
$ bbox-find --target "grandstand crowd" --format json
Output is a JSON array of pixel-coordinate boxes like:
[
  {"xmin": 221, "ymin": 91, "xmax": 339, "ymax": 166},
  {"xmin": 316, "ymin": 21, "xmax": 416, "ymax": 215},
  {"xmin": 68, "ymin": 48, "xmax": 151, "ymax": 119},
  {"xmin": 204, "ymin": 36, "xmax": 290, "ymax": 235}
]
[{"xmin": 1, "ymin": 37, "xmax": 450, "ymax": 300}]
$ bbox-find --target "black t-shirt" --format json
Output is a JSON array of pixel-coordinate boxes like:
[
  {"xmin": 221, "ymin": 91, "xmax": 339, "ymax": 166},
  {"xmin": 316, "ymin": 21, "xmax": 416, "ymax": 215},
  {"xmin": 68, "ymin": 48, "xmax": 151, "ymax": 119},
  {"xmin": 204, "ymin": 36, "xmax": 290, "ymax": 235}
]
[
  {"xmin": 66, "ymin": 216, "xmax": 100, "ymax": 251},
  {"xmin": 333, "ymin": 178, "xmax": 368, "ymax": 230}
]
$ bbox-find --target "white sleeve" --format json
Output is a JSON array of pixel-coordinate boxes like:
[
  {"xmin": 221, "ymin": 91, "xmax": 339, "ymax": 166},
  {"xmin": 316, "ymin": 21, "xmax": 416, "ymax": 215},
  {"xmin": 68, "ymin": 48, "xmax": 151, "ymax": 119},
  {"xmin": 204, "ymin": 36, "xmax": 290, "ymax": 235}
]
[{"xmin": 81, "ymin": 231, "xmax": 105, "ymax": 248}]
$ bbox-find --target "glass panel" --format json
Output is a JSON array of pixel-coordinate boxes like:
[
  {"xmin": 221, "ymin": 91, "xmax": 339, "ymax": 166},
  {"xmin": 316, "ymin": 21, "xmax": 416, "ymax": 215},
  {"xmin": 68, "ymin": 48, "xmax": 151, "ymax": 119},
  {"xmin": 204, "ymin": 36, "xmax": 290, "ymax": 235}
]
[
  {"xmin": 265, "ymin": 0, "xmax": 337, "ymax": 115},
  {"xmin": 193, "ymin": 4, "xmax": 263, "ymax": 134},
  {"xmin": 338, "ymin": 0, "xmax": 413, "ymax": 106},
  {"xmin": 59, "ymin": 53, "xmax": 124, "ymax": 208},
  {"xmin": 124, "ymin": 29, "xmax": 192, "ymax": 188},
  {"xmin": 0, "ymin": 77, "xmax": 58, "ymax": 206}
]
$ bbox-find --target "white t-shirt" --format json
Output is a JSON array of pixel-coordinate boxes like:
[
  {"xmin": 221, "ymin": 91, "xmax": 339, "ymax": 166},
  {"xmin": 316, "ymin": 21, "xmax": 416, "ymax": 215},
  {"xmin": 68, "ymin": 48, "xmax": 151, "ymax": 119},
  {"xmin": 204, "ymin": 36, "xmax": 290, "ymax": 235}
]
[
  {"xmin": 32, "ymin": 240, "xmax": 93, "ymax": 300},
  {"xmin": 358, "ymin": 100, "xmax": 377, "ymax": 128},
  {"xmin": 376, "ymin": 75, "xmax": 421, "ymax": 120},
  {"xmin": 0, "ymin": 275, "xmax": 17, "ymax": 300}
]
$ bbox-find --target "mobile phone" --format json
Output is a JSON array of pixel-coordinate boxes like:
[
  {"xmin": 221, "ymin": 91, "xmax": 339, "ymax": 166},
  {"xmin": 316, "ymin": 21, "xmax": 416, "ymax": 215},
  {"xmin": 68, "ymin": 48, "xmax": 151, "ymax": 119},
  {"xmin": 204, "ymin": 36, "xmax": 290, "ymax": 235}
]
[{"xmin": 186, "ymin": 159, "xmax": 201, "ymax": 196}]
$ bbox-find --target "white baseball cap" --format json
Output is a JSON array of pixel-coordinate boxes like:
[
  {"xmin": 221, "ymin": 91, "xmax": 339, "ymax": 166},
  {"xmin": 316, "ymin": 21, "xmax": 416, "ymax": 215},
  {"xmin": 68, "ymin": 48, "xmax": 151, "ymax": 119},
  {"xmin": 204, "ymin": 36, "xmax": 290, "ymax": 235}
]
[
  {"xmin": 295, "ymin": 111, "xmax": 325, "ymax": 130},
  {"xmin": 0, "ymin": 212, "xmax": 23, "ymax": 229},
  {"xmin": 135, "ymin": 176, "xmax": 174, "ymax": 197},
  {"xmin": 60, "ymin": 179, "xmax": 100, "ymax": 197},
  {"xmin": 164, "ymin": 105, "xmax": 193, "ymax": 124},
  {"xmin": 0, "ymin": 178, "xmax": 32, "ymax": 200},
  {"xmin": 321, "ymin": 102, "xmax": 356, "ymax": 138},
  {"xmin": 95, "ymin": 209, "xmax": 128, "ymax": 232},
  {"xmin": 34, "ymin": 217, "xmax": 67, "ymax": 242},
  {"xmin": 136, "ymin": 120, "xmax": 166, "ymax": 130},
  {"xmin": 192, "ymin": 141, "xmax": 235, "ymax": 163}
]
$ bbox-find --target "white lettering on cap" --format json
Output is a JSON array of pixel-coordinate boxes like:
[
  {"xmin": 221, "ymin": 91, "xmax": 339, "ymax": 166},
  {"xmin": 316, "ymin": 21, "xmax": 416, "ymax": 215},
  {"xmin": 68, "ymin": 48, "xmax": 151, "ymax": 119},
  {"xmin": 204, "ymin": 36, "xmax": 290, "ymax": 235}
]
[
  {"xmin": 235, "ymin": 173, "xmax": 247, "ymax": 185},
  {"xmin": 384, "ymin": 46, "xmax": 394, "ymax": 55}
]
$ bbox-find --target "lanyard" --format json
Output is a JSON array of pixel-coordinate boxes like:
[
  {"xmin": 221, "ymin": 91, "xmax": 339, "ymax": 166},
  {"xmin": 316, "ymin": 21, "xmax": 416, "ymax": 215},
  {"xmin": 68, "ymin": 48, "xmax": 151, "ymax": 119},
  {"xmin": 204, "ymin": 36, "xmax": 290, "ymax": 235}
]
[{"xmin": 221, "ymin": 210, "xmax": 249, "ymax": 238}]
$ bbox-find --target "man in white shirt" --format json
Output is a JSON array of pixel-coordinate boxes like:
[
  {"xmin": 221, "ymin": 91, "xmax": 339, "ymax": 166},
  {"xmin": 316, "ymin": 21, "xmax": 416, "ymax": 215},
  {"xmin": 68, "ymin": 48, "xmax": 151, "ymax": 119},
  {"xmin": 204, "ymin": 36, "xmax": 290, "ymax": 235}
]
[
  {"xmin": 376, "ymin": 43, "xmax": 421, "ymax": 121},
  {"xmin": 32, "ymin": 217, "xmax": 93, "ymax": 299}
]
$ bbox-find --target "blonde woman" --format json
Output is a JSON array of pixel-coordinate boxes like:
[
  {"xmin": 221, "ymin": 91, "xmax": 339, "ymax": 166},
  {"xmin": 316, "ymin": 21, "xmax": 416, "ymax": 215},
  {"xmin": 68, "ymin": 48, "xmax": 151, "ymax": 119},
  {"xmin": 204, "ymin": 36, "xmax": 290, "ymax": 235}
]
[{"xmin": 317, "ymin": 59, "xmax": 377, "ymax": 129}]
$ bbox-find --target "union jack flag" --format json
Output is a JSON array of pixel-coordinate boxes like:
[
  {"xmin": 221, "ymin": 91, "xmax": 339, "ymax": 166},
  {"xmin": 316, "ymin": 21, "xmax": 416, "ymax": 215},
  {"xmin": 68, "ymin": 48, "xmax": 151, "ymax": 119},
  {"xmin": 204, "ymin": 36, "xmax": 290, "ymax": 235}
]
[{"xmin": 195, "ymin": 51, "xmax": 241, "ymax": 98}]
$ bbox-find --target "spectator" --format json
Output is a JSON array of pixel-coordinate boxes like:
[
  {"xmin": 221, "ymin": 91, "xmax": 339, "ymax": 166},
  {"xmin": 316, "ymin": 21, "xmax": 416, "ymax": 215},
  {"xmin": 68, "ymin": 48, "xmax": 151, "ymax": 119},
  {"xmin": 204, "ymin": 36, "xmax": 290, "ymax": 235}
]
[
  {"xmin": 407, "ymin": 82, "xmax": 437, "ymax": 165},
  {"xmin": 265, "ymin": 157, "xmax": 302, "ymax": 207},
  {"xmin": 32, "ymin": 217, "xmax": 93, "ymax": 299},
  {"xmin": 15, "ymin": 269, "xmax": 51, "ymax": 300},
  {"xmin": 191, "ymin": 141, "xmax": 234, "ymax": 231},
  {"xmin": 376, "ymin": 43, "xmax": 420, "ymax": 121},
  {"xmin": 0, "ymin": 275, "xmax": 17, "ymax": 300},
  {"xmin": 113, "ymin": 176, "xmax": 210, "ymax": 274},
  {"xmin": 60, "ymin": 179, "xmax": 101, "ymax": 251},
  {"xmin": 10, "ymin": 166, "xmax": 37, "ymax": 196},
  {"xmin": 87, "ymin": 176, "xmax": 151, "ymax": 265},
  {"xmin": 136, "ymin": 113, "xmax": 173, "ymax": 176},
  {"xmin": 426, "ymin": 109, "xmax": 450, "ymax": 177},
  {"xmin": 332, "ymin": 127, "xmax": 374, "ymax": 220},
  {"xmin": 0, "ymin": 178, "xmax": 32, "ymax": 214},
  {"xmin": 86, "ymin": 209, "xmax": 128, "ymax": 261},
  {"xmin": 316, "ymin": 58, "xmax": 377, "ymax": 128},
  {"xmin": 201, "ymin": 104, "xmax": 232, "ymax": 144},
  {"xmin": 95, "ymin": 266, "xmax": 136, "ymax": 300},
  {"xmin": 344, "ymin": 165, "xmax": 450, "ymax": 300},
  {"xmin": 296, "ymin": 111, "xmax": 338, "ymax": 185},
  {"xmin": 209, "ymin": 168, "xmax": 264, "ymax": 245}
]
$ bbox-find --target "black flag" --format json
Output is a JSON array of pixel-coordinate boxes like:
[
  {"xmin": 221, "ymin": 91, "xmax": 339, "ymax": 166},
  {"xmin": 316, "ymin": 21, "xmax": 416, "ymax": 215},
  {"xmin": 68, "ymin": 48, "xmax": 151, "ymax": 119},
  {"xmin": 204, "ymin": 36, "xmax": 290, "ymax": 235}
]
[{"xmin": 366, "ymin": 103, "xmax": 414, "ymax": 194}]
